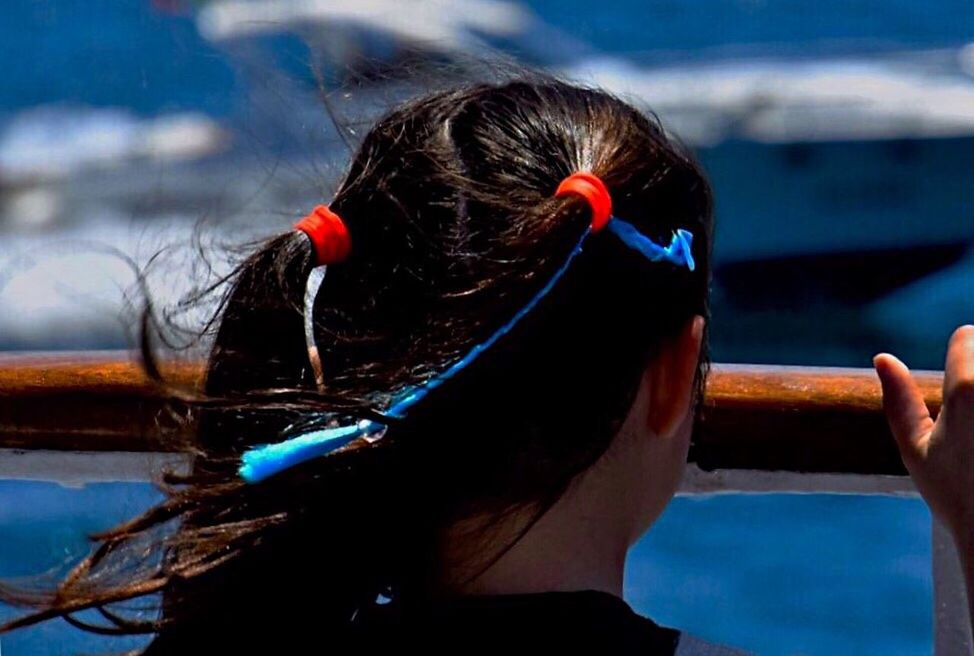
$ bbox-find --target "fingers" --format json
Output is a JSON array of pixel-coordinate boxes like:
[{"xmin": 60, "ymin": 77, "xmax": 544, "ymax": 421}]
[
  {"xmin": 874, "ymin": 353, "xmax": 934, "ymax": 461},
  {"xmin": 944, "ymin": 325, "xmax": 974, "ymax": 412}
]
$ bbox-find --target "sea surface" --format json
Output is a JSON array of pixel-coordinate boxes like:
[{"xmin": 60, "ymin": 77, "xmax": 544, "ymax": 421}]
[
  {"xmin": 1, "ymin": 1, "xmax": 971, "ymax": 654},
  {"xmin": 0, "ymin": 484, "xmax": 933, "ymax": 655}
]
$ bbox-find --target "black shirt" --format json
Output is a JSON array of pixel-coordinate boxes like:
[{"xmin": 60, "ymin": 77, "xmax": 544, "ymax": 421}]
[{"xmin": 350, "ymin": 589, "xmax": 682, "ymax": 654}]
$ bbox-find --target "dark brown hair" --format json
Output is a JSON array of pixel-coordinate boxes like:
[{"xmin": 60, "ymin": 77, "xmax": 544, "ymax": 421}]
[{"xmin": 0, "ymin": 75, "xmax": 713, "ymax": 653}]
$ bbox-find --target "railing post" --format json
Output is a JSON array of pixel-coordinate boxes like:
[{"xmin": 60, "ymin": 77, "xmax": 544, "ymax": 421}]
[{"xmin": 934, "ymin": 519, "xmax": 973, "ymax": 655}]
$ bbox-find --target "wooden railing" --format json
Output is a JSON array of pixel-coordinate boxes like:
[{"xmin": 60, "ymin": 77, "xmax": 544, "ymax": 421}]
[
  {"xmin": 0, "ymin": 351, "xmax": 943, "ymax": 474},
  {"xmin": 0, "ymin": 351, "xmax": 968, "ymax": 654}
]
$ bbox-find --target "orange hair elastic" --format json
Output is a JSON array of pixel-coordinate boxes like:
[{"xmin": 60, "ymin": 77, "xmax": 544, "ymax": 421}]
[
  {"xmin": 295, "ymin": 205, "xmax": 351, "ymax": 266},
  {"xmin": 555, "ymin": 171, "xmax": 613, "ymax": 232}
]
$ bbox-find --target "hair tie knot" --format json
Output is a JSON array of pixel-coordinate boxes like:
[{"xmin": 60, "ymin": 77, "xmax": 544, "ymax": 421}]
[
  {"xmin": 295, "ymin": 205, "xmax": 351, "ymax": 266},
  {"xmin": 555, "ymin": 172, "xmax": 613, "ymax": 232}
]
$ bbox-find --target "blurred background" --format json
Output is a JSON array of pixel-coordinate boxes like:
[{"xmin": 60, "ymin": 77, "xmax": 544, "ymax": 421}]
[{"xmin": 2, "ymin": 0, "xmax": 972, "ymax": 653}]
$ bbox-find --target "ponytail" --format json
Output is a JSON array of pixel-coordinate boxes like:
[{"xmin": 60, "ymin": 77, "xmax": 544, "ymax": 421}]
[
  {"xmin": 149, "ymin": 216, "xmax": 394, "ymax": 652},
  {"xmin": 206, "ymin": 231, "xmax": 314, "ymax": 401}
]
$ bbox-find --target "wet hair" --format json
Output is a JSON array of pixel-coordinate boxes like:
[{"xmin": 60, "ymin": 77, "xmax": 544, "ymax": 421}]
[{"xmin": 0, "ymin": 75, "xmax": 713, "ymax": 652}]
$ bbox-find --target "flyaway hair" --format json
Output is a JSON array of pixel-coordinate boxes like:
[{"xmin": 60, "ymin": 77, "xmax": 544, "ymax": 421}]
[{"xmin": 0, "ymin": 75, "xmax": 713, "ymax": 653}]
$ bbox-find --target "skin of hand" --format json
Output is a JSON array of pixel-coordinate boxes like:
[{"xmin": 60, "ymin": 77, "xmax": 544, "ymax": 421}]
[
  {"xmin": 875, "ymin": 324, "xmax": 974, "ymax": 634},
  {"xmin": 874, "ymin": 324, "xmax": 974, "ymax": 538}
]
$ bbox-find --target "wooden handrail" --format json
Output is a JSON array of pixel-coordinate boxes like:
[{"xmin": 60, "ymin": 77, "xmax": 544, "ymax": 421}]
[
  {"xmin": 0, "ymin": 352, "xmax": 943, "ymax": 475},
  {"xmin": 696, "ymin": 364, "xmax": 940, "ymax": 475}
]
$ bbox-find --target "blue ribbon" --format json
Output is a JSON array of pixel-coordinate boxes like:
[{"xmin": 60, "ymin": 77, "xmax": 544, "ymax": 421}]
[
  {"xmin": 239, "ymin": 220, "xmax": 694, "ymax": 483},
  {"xmin": 607, "ymin": 221, "xmax": 696, "ymax": 272}
]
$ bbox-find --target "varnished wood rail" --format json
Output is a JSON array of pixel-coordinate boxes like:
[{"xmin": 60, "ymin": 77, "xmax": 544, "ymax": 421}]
[
  {"xmin": 0, "ymin": 352, "xmax": 944, "ymax": 475},
  {"xmin": 696, "ymin": 364, "xmax": 941, "ymax": 475}
]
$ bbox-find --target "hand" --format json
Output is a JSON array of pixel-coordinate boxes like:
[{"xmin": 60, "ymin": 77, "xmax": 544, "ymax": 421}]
[{"xmin": 874, "ymin": 325, "xmax": 974, "ymax": 540}]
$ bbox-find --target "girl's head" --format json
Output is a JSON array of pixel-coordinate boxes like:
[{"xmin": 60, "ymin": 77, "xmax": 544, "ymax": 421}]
[{"xmin": 1, "ymin": 75, "xmax": 713, "ymax": 648}]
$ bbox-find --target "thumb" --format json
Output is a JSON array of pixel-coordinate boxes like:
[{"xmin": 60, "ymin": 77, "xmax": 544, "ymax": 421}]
[{"xmin": 874, "ymin": 353, "xmax": 934, "ymax": 464}]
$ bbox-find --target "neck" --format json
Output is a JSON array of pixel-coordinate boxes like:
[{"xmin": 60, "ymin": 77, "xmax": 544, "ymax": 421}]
[
  {"xmin": 434, "ymin": 381, "xmax": 687, "ymax": 601},
  {"xmin": 458, "ymin": 499, "xmax": 629, "ymax": 598},
  {"xmin": 439, "ymin": 446, "xmax": 643, "ymax": 599}
]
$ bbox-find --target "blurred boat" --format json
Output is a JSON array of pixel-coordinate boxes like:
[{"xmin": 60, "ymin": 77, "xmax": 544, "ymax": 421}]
[
  {"xmin": 1, "ymin": 0, "xmax": 972, "ymax": 350},
  {"xmin": 192, "ymin": 0, "xmax": 974, "ymax": 293}
]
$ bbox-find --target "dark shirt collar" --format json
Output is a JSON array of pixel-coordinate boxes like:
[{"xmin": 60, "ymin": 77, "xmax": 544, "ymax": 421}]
[{"xmin": 352, "ymin": 589, "xmax": 680, "ymax": 654}]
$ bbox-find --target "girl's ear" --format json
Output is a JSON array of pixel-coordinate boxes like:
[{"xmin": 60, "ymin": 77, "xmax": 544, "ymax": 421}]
[{"xmin": 645, "ymin": 315, "xmax": 706, "ymax": 439}]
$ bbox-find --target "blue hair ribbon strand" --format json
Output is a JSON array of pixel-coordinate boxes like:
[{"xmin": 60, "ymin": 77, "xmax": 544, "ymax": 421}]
[{"xmin": 239, "ymin": 217, "xmax": 694, "ymax": 483}]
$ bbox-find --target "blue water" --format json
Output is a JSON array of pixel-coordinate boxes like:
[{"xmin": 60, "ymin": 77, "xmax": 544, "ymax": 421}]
[
  {"xmin": 2, "ymin": 1, "xmax": 971, "ymax": 653},
  {"xmin": 6, "ymin": 0, "xmax": 974, "ymax": 119},
  {"xmin": 531, "ymin": 0, "xmax": 974, "ymax": 59},
  {"xmin": 629, "ymin": 495, "xmax": 932, "ymax": 654},
  {"xmin": 0, "ymin": 481, "xmax": 162, "ymax": 656},
  {"xmin": 0, "ymin": 482, "xmax": 933, "ymax": 655},
  {"xmin": 1, "ymin": 2, "xmax": 237, "ymax": 117}
]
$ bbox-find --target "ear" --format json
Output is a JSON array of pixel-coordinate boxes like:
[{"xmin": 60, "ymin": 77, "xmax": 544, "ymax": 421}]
[{"xmin": 645, "ymin": 315, "xmax": 706, "ymax": 438}]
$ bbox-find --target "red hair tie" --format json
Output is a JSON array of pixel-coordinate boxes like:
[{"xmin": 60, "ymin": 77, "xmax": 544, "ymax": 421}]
[
  {"xmin": 295, "ymin": 205, "xmax": 351, "ymax": 266},
  {"xmin": 555, "ymin": 172, "xmax": 613, "ymax": 232}
]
